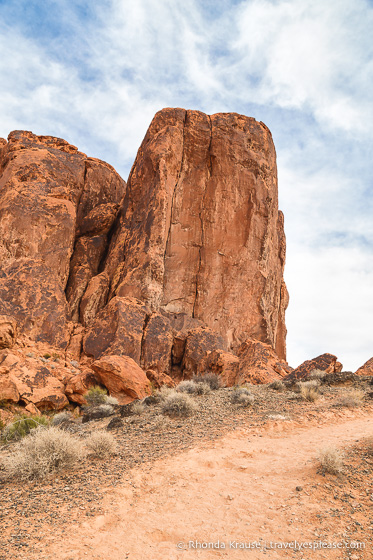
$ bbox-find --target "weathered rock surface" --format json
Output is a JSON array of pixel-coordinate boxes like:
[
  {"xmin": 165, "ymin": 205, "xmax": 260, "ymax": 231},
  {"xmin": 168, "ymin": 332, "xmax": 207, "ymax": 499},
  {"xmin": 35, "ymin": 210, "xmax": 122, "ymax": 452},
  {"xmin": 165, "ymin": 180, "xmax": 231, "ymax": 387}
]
[
  {"xmin": 146, "ymin": 369, "xmax": 175, "ymax": 389},
  {"xmin": 91, "ymin": 355, "xmax": 151, "ymax": 404},
  {"xmin": 198, "ymin": 350, "xmax": 240, "ymax": 387},
  {"xmin": 181, "ymin": 327, "xmax": 227, "ymax": 377},
  {"xmin": 355, "ymin": 357, "xmax": 373, "ymax": 376},
  {"xmin": 237, "ymin": 338, "xmax": 292, "ymax": 385},
  {"xmin": 0, "ymin": 130, "xmax": 125, "ymax": 346},
  {"xmin": 0, "ymin": 315, "xmax": 17, "ymax": 349},
  {"xmin": 285, "ymin": 353, "xmax": 343, "ymax": 381},
  {"xmin": 104, "ymin": 108, "xmax": 288, "ymax": 358},
  {"xmin": 64, "ymin": 370, "xmax": 99, "ymax": 405},
  {"xmin": 83, "ymin": 297, "xmax": 149, "ymax": 362},
  {"xmin": 10, "ymin": 363, "xmax": 68, "ymax": 410}
]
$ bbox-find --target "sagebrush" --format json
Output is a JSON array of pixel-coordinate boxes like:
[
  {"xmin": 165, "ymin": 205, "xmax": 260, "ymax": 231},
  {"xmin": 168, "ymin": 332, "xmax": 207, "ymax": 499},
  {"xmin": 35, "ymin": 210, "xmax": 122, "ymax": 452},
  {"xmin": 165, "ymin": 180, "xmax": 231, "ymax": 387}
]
[{"xmin": 2, "ymin": 426, "xmax": 83, "ymax": 479}]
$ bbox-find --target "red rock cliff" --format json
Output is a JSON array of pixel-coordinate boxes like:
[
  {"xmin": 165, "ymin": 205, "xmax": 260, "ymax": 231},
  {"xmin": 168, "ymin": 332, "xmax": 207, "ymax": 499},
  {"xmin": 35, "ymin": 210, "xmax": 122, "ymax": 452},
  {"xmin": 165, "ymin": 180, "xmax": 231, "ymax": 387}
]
[{"xmin": 103, "ymin": 109, "xmax": 288, "ymax": 359}]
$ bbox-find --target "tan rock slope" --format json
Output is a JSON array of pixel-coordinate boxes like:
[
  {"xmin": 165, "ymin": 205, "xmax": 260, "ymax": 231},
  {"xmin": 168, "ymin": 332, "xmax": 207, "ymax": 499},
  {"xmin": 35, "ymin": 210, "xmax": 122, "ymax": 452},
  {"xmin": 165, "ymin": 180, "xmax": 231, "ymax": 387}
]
[{"xmin": 0, "ymin": 108, "xmax": 302, "ymax": 410}]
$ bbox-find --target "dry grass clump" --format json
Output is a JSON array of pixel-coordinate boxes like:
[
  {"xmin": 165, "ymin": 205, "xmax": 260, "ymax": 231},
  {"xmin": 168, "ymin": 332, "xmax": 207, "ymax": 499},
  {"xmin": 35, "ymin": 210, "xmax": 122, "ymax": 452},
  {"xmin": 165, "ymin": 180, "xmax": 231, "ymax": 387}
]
[
  {"xmin": 269, "ymin": 380, "xmax": 286, "ymax": 391},
  {"xmin": 177, "ymin": 380, "xmax": 211, "ymax": 395},
  {"xmin": 2, "ymin": 426, "xmax": 84, "ymax": 480},
  {"xmin": 231, "ymin": 387, "xmax": 255, "ymax": 406},
  {"xmin": 161, "ymin": 392, "xmax": 196, "ymax": 417},
  {"xmin": 337, "ymin": 389, "xmax": 365, "ymax": 408},
  {"xmin": 294, "ymin": 380, "xmax": 320, "ymax": 402},
  {"xmin": 309, "ymin": 369, "xmax": 327, "ymax": 381},
  {"xmin": 51, "ymin": 411, "xmax": 72, "ymax": 426},
  {"xmin": 105, "ymin": 395, "xmax": 119, "ymax": 406},
  {"xmin": 318, "ymin": 447, "xmax": 344, "ymax": 475},
  {"xmin": 85, "ymin": 431, "xmax": 117, "ymax": 458},
  {"xmin": 131, "ymin": 401, "xmax": 146, "ymax": 415},
  {"xmin": 192, "ymin": 372, "xmax": 221, "ymax": 390}
]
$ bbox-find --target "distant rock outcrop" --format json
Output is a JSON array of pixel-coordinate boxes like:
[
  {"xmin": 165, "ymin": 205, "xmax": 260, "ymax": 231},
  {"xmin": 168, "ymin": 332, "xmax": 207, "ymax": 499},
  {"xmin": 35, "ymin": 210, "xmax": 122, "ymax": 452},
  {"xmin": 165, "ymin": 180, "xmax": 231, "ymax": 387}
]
[
  {"xmin": 284, "ymin": 353, "xmax": 343, "ymax": 381},
  {"xmin": 0, "ymin": 109, "xmax": 289, "ymax": 408},
  {"xmin": 355, "ymin": 357, "xmax": 373, "ymax": 376}
]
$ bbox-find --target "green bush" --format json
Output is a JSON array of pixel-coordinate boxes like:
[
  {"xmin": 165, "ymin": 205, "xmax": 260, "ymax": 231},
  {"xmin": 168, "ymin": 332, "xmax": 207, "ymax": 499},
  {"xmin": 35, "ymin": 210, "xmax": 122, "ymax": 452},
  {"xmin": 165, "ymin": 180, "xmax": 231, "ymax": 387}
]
[
  {"xmin": 2, "ymin": 414, "xmax": 49, "ymax": 443},
  {"xmin": 84, "ymin": 385, "xmax": 108, "ymax": 407}
]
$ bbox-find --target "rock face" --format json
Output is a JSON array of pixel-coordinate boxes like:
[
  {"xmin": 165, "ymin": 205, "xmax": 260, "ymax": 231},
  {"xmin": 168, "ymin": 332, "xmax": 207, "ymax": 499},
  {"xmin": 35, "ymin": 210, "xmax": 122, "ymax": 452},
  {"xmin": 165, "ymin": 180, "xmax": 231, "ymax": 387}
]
[
  {"xmin": 285, "ymin": 353, "xmax": 343, "ymax": 381},
  {"xmin": 103, "ymin": 109, "xmax": 288, "ymax": 359},
  {"xmin": 0, "ymin": 316, "xmax": 17, "ymax": 349},
  {"xmin": 0, "ymin": 131, "xmax": 125, "ymax": 347}
]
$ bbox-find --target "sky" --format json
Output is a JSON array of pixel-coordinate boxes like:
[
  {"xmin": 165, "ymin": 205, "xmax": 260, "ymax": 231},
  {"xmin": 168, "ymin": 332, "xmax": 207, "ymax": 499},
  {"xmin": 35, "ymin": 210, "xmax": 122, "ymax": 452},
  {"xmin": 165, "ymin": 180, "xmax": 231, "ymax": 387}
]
[{"xmin": 0, "ymin": 0, "xmax": 372, "ymax": 371}]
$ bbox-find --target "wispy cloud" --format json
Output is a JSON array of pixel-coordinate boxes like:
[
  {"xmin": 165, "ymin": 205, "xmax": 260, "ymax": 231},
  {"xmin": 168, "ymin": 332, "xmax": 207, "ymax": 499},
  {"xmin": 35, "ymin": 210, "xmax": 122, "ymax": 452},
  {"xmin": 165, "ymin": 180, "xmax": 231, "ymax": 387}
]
[{"xmin": 0, "ymin": 0, "xmax": 372, "ymax": 369}]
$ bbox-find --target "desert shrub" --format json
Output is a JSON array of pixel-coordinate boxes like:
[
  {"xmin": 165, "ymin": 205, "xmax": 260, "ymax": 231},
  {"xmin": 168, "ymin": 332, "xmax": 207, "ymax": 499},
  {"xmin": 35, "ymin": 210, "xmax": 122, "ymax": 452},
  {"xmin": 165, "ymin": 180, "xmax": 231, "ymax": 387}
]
[
  {"xmin": 309, "ymin": 369, "xmax": 326, "ymax": 381},
  {"xmin": 161, "ymin": 392, "xmax": 196, "ymax": 417},
  {"xmin": 51, "ymin": 411, "xmax": 72, "ymax": 426},
  {"xmin": 300, "ymin": 383, "xmax": 320, "ymax": 402},
  {"xmin": 269, "ymin": 380, "xmax": 285, "ymax": 391},
  {"xmin": 318, "ymin": 447, "xmax": 344, "ymax": 475},
  {"xmin": 105, "ymin": 395, "xmax": 119, "ymax": 406},
  {"xmin": 84, "ymin": 386, "xmax": 108, "ymax": 407},
  {"xmin": 192, "ymin": 372, "xmax": 221, "ymax": 390},
  {"xmin": 2, "ymin": 414, "xmax": 49, "ymax": 443},
  {"xmin": 156, "ymin": 386, "xmax": 177, "ymax": 401},
  {"xmin": 337, "ymin": 389, "xmax": 365, "ymax": 408},
  {"xmin": 177, "ymin": 380, "xmax": 211, "ymax": 395},
  {"xmin": 2, "ymin": 427, "xmax": 84, "ymax": 480},
  {"xmin": 85, "ymin": 431, "xmax": 117, "ymax": 458},
  {"xmin": 131, "ymin": 401, "xmax": 146, "ymax": 415},
  {"xmin": 231, "ymin": 387, "xmax": 254, "ymax": 406}
]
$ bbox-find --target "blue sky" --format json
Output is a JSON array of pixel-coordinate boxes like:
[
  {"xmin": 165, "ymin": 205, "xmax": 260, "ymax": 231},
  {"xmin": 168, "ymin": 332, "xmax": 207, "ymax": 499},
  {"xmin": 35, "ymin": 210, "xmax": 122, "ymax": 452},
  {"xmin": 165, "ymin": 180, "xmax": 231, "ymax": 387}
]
[{"xmin": 1, "ymin": 0, "xmax": 372, "ymax": 370}]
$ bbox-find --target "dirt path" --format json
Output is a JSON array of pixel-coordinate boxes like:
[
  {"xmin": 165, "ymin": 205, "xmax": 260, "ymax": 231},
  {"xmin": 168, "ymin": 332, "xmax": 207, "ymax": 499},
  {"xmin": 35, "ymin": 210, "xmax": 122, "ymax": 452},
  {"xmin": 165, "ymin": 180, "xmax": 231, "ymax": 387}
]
[{"xmin": 48, "ymin": 414, "xmax": 372, "ymax": 560}]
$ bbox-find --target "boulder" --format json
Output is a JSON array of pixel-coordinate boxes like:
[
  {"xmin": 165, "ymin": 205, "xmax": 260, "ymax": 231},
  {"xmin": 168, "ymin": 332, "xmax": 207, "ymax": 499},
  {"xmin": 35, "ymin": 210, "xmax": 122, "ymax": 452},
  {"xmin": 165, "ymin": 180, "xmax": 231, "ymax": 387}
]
[
  {"xmin": 285, "ymin": 353, "xmax": 342, "ymax": 381},
  {"xmin": 237, "ymin": 338, "xmax": 292, "ymax": 385},
  {"xmin": 91, "ymin": 355, "xmax": 151, "ymax": 404},
  {"xmin": 181, "ymin": 327, "xmax": 227, "ymax": 377},
  {"xmin": 83, "ymin": 296, "xmax": 149, "ymax": 362},
  {"xmin": 0, "ymin": 315, "xmax": 17, "ymax": 349},
  {"xmin": 105, "ymin": 109, "xmax": 288, "ymax": 358}
]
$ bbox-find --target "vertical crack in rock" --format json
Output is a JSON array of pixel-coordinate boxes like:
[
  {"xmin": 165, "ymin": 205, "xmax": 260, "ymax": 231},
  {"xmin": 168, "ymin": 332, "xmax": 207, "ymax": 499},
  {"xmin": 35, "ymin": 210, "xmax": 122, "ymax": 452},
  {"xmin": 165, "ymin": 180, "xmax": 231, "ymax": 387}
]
[
  {"xmin": 162, "ymin": 109, "xmax": 188, "ymax": 291},
  {"xmin": 140, "ymin": 312, "xmax": 152, "ymax": 369},
  {"xmin": 192, "ymin": 114, "xmax": 212, "ymax": 318}
]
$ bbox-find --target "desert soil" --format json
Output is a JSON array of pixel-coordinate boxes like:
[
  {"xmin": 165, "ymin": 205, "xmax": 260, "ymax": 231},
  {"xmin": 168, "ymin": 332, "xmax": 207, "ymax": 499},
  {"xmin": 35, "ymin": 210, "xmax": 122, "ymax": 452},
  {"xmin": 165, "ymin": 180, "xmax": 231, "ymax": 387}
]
[{"xmin": 1, "ymin": 385, "xmax": 373, "ymax": 560}]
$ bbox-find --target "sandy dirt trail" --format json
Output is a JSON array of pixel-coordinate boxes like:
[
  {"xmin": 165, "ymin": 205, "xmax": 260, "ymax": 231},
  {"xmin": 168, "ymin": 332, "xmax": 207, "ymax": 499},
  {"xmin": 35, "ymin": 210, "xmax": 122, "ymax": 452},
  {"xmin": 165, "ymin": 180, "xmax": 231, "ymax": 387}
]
[{"xmin": 51, "ymin": 415, "xmax": 372, "ymax": 560}]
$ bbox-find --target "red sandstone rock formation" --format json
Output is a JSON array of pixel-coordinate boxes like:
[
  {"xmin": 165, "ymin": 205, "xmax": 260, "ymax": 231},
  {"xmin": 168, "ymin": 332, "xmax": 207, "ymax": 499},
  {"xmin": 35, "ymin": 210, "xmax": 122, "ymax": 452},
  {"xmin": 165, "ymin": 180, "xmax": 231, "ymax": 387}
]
[
  {"xmin": 0, "ymin": 130, "xmax": 125, "ymax": 346},
  {"xmin": 0, "ymin": 110, "xmax": 289, "ymax": 408},
  {"xmin": 104, "ymin": 109, "xmax": 288, "ymax": 359},
  {"xmin": 285, "ymin": 353, "xmax": 343, "ymax": 381},
  {"xmin": 355, "ymin": 357, "xmax": 373, "ymax": 376}
]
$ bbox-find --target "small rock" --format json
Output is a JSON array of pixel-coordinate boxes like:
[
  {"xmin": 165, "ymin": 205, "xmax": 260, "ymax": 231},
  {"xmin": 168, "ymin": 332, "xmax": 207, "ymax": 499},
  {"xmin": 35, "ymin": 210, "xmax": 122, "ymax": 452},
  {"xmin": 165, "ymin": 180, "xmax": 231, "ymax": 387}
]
[
  {"xmin": 107, "ymin": 417, "xmax": 124, "ymax": 430},
  {"xmin": 296, "ymin": 486, "xmax": 303, "ymax": 492}
]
